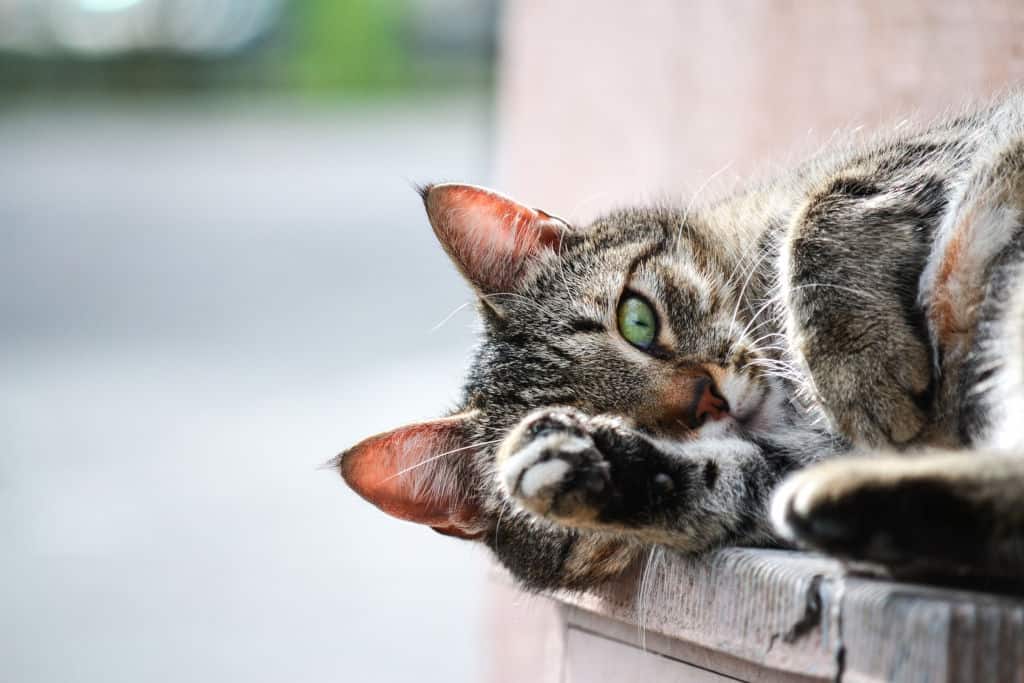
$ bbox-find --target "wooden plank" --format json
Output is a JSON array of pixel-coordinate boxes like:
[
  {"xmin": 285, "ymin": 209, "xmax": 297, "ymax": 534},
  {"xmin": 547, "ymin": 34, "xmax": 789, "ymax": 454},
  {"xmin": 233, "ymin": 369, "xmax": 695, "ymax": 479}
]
[
  {"xmin": 559, "ymin": 548, "xmax": 841, "ymax": 682},
  {"xmin": 564, "ymin": 627, "xmax": 739, "ymax": 683},
  {"xmin": 841, "ymin": 577, "xmax": 1024, "ymax": 683},
  {"xmin": 543, "ymin": 548, "xmax": 1024, "ymax": 682}
]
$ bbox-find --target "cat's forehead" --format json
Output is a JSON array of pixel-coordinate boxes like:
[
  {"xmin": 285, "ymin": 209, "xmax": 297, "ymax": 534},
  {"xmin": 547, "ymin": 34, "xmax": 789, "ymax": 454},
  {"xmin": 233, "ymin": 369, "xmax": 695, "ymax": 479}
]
[{"xmin": 533, "ymin": 209, "xmax": 710, "ymax": 298}]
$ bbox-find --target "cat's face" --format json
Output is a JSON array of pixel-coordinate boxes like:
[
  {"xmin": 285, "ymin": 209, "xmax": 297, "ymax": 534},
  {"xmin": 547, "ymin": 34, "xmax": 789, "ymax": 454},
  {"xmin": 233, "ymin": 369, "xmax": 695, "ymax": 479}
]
[{"xmin": 338, "ymin": 184, "xmax": 787, "ymax": 542}]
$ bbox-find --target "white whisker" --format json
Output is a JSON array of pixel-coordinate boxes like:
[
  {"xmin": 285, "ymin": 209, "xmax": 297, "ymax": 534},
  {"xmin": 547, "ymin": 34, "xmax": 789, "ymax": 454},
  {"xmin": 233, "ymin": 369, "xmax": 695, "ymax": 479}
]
[
  {"xmin": 430, "ymin": 301, "xmax": 472, "ymax": 332},
  {"xmin": 678, "ymin": 160, "xmax": 735, "ymax": 241},
  {"xmin": 382, "ymin": 439, "xmax": 502, "ymax": 482}
]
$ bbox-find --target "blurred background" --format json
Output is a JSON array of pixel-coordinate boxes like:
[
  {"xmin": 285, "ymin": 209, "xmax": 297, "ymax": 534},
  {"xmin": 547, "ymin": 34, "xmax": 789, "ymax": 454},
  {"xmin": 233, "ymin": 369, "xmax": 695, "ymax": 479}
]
[{"xmin": 1, "ymin": 1, "xmax": 502, "ymax": 682}]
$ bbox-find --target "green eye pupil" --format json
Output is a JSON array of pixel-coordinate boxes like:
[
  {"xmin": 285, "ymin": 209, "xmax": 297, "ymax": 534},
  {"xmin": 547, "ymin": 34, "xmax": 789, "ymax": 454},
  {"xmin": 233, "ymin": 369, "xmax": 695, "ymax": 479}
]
[{"xmin": 617, "ymin": 296, "xmax": 657, "ymax": 349}]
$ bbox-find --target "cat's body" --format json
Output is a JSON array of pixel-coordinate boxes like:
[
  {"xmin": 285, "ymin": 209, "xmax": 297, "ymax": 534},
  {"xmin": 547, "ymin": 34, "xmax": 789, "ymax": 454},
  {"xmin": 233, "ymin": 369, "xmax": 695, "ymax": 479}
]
[{"xmin": 339, "ymin": 92, "xmax": 1024, "ymax": 590}]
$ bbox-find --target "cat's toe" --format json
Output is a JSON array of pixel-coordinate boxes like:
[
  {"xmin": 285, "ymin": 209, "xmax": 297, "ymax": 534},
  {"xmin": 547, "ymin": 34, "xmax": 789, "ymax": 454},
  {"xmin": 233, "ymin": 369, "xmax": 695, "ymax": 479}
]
[
  {"xmin": 498, "ymin": 409, "xmax": 611, "ymax": 523},
  {"xmin": 770, "ymin": 462, "xmax": 864, "ymax": 552}
]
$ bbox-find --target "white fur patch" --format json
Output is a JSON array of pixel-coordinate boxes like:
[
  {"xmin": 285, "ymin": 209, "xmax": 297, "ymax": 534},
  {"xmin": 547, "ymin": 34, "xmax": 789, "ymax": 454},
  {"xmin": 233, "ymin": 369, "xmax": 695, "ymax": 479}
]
[
  {"xmin": 769, "ymin": 471, "xmax": 807, "ymax": 543},
  {"xmin": 519, "ymin": 459, "xmax": 571, "ymax": 498},
  {"xmin": 499, "ymin": 433, "xmax": 590, "ymax": 499}
]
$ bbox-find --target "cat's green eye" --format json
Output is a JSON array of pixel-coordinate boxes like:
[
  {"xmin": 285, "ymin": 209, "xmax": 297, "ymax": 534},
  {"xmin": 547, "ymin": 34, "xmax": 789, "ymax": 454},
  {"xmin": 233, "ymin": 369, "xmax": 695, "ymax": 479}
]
[{"xmin": 617, "ymin": 295, "xmax": 657, "ymax": 349}]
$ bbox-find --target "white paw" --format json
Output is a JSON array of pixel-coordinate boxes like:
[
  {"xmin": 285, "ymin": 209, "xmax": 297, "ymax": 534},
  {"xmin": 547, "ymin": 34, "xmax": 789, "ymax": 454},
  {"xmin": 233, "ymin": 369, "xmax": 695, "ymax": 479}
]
[
  {"xmin": 769, "ymin": 468, "xmax": 816, "ymax": 543},
  {"xmin": 497, "ymin": 408, "xmax": 611, "ymax": 521},
  {"xmin": 501, "ymin": 431, "xmax": 599, "ymax": 514}
]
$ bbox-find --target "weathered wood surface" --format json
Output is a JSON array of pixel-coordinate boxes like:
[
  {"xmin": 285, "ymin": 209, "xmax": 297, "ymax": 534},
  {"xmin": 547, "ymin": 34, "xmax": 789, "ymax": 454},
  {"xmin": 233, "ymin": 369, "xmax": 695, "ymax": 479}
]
[{"xmin": 490, "ymin": 548, "xmax": 1024, "ymax": 682}]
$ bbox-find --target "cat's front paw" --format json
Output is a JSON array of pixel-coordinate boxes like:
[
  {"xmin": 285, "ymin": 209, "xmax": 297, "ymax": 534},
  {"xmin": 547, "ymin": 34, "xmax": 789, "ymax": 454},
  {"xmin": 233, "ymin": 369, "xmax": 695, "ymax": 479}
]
[
  {"xmin": 497, "ymin": 408, "xmax": 613, "ymax": 524},
  {"xmin": 770, "ymin": 455, "xmax": 976, "ymax": 572}
]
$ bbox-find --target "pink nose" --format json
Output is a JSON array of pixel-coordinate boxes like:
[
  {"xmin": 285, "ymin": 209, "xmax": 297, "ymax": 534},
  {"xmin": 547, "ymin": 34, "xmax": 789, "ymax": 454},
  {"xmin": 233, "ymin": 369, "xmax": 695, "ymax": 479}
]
[{"xmin": 693, "ymin": 378, "xmax": 730, "ymax": 425}]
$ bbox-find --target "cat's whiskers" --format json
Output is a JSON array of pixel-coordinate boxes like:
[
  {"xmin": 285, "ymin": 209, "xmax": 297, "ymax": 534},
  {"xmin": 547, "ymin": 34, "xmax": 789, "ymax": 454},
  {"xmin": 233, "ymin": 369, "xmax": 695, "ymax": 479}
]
[
  {"xmin": 726, "ymin": 246, "xmax": 773, "ymax": 343},
  {"xmin": 744, "ymin": 356, "xmax": 804, "ymax": 386},
  {"xmin": 381, "ymin": 439, "xmax": 502, "ymax": 482},
  {"xmin": 730, "ymin": 297, "xmax": 782, "ymax": 359},
  {"xmin": 429, "ymin": 300, "xmax": 473, "ymax": 332},
  {"xmin": 728, "ymin": 316, "xmax": 783, "ymax": 362}
]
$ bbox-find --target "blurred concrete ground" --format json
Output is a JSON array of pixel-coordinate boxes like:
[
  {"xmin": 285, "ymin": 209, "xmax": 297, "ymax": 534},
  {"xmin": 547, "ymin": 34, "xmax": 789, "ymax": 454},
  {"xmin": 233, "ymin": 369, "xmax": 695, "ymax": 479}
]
[{"xmin": 0, "ymin": 95, "xmax": 492, "ymax": 683}]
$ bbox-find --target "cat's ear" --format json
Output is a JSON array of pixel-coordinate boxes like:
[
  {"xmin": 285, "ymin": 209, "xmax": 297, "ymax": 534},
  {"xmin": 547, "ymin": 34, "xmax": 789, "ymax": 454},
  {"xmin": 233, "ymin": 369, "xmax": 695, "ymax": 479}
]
[
  {"xmin": 421, "ymin": 183, "xmax": 570, "ymax": 293},
  {"xmin": 337, "ymin": 412, "xmax": 487, "ymax": 540}
]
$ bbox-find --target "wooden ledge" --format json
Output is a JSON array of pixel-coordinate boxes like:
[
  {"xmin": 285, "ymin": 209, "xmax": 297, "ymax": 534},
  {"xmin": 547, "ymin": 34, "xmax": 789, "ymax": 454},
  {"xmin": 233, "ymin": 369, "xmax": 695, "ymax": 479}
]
[{"xmin": 489, "ymin": 548, "xmax": 1024, "ymax": 682}]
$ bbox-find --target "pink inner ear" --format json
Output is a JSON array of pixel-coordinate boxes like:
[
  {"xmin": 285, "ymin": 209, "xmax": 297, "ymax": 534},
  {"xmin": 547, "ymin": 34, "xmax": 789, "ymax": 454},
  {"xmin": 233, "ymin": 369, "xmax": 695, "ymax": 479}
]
[
  {"xmin": 423, "ymin": 183, "xmax": 567, "ymax": 293},
  {"xmin": 338, "ymin": 414, "xmax": 484, "ymax": 538}
]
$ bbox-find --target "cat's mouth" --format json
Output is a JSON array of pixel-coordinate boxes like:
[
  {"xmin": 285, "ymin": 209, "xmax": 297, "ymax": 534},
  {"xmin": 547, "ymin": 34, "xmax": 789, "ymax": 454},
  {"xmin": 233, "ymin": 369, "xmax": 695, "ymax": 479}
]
[
  {"xmin": 728, "ymin": 382, "xmax": 784, "ymax": 434},
  {"xmin": 656, "ymin": 370, "xmax": 782, "ymax": 438}
]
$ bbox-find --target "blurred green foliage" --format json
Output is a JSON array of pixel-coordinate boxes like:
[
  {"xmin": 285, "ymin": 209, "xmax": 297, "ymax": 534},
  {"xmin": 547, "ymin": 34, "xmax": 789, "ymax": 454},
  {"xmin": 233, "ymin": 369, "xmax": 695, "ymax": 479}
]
[
  {"xmin": 0, "ymin": 0, "xmax": 494, "ymax": 99},
  {"xmin": 290, "ymin": 0, "xmax": 411, "ymax": 92}
]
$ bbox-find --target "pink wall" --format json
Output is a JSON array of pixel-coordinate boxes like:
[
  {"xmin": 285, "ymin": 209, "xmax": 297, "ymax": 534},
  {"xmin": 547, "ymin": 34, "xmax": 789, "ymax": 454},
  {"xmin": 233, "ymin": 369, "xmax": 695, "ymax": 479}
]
[{"xmin": 496, "ymin": 0, "xmax": 1024, "ymax": 222}]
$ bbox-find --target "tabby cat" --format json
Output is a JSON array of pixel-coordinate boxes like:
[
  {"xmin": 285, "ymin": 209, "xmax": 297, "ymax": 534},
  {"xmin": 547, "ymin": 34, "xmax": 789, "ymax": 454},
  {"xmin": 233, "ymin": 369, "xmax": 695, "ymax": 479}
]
[{"xmin": 338, "ymin": 93, "xmax": 1024, "ymax": 590}]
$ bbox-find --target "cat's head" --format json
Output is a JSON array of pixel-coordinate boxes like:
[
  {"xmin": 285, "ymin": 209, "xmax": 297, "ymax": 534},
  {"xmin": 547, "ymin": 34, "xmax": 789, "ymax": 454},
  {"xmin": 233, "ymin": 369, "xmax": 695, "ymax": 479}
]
[{"xmin": 336, "ymin": 184, "xmax": 787, "ymax": 548}]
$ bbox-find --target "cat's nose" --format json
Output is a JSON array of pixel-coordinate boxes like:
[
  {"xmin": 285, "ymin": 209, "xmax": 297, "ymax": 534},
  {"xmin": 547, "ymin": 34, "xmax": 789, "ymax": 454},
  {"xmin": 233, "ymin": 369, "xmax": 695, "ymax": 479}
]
[{"xmin": 691, "ymin": 376, "xmax": 730, "ymax": 426}]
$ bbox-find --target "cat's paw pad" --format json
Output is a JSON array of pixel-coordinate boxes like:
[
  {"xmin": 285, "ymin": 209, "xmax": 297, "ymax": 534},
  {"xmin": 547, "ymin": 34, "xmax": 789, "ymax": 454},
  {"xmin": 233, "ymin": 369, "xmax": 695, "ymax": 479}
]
[
  {"xmin": 771, "ymin": 456, "xmax": 958, "ymax": 568},
  {"xmin": 498, "ymin": 408, "xmax": 611, "ymax": 523}
]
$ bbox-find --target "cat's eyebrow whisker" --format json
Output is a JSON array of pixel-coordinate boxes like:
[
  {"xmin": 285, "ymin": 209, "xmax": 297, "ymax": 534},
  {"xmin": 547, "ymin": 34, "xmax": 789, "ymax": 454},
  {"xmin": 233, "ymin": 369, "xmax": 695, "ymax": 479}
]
[
  {"xmin": 555, "ymin": 237, "xmax": 579, "ymax": 309},
  {"xmin": 482, "ymin": 291, "xmax": 561, "ymax": 320},
  {"xmin": 381, "ymin": 439, "xmax": 503, "ymax": 482},
  {"xmin": 678, "ymin": 159, "xmax": 735, "ymax": 242},
  {"xmin": 567, "ymin": 192, "xmax": 613, "ymax": 219}
]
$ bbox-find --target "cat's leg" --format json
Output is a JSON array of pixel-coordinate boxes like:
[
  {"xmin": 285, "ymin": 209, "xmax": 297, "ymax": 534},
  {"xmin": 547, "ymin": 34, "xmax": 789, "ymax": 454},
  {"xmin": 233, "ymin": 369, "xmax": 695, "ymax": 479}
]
[
  {"xmin": 486, "ymin": 510, "xmax": 641, "ymax": 591},
  {"xmin": 495, "ymin": 406, "xmax": 808, "ymax": 550},
  {"xmin": 775, "ymin": 146, "xmax": 1024, "ymax": 577},
  {"xmin": 780, "ymin": 175, "xmax": 940, "ymax": 446},
  {"xmin": 772, "ymin": 451, "xmax": 1024, "ymax": 577}
]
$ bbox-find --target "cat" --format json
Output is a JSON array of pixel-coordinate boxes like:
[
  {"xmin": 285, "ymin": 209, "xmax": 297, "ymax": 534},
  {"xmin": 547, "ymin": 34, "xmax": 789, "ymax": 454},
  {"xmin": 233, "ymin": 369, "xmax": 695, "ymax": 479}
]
[{"xmin": 337, "ymin": 92, "xmax": 1024, "ymax": 590}]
